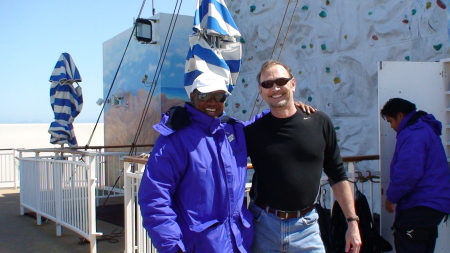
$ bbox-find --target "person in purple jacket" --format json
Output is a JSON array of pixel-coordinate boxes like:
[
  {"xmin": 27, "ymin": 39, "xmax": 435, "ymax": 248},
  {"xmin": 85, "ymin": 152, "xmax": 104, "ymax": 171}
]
[
  {"xmin": 138, "ymin": 73, "xmax": 254, "ymax": 253},
  {"xmin": 381, "ymin": 98, "xmax": 450, "ymax": 253}
]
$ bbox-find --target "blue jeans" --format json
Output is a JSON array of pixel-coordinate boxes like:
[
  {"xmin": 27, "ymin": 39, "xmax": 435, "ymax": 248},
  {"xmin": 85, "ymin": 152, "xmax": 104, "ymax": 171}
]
[{"xmin": 249, "ymin": 201, "xmax": 325, "ymax": 253}]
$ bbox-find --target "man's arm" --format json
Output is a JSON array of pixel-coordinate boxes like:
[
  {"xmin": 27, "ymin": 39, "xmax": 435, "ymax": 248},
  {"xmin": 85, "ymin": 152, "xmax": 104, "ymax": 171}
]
[
  {"xmin": 138, "ymin": 137, "xmax": 186, "ymax": 253},
  {"xmin": 332, "ymin": 181, "xmax": 362, "ymax": 253}
]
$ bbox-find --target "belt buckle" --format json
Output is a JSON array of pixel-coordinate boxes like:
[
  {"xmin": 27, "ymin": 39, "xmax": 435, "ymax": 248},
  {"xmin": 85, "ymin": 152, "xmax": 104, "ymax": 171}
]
[{"xmin": 276, "ymin": 210, "xmax": 288, "ymax": 219}]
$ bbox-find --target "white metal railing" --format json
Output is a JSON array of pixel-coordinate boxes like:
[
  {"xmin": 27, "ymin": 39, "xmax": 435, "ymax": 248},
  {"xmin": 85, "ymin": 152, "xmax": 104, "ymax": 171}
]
[
  {"xmin": 122, "ymin": 156, "xmax": 381, "ymax": 253},
  {"xmin": 95, "ymin": 151, "xmax": 129, "ymax": 206},
  {"xmin": 18, "ymin": 150, "xmax": 101, "ymax": 253},
  {"xmin": 0, "ymin": 149, "xmax": 18, "ymax": 188},
  {"xmin": 124, "ymin": 157, "xmax": 158, "ymax": 253}
]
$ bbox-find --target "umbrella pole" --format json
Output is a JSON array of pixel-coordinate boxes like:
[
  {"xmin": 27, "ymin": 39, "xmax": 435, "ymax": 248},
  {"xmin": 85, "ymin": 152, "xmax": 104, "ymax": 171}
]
[{"xmin": 60, "ymin": 144, "xmax": 64, "ymax": 159}]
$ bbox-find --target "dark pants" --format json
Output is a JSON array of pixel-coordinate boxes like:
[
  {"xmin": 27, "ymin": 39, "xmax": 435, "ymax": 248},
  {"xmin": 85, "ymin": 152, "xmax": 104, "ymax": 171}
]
[{"xmin": 393, "ymin": 206, "xmax": 446, "ymax": 253}]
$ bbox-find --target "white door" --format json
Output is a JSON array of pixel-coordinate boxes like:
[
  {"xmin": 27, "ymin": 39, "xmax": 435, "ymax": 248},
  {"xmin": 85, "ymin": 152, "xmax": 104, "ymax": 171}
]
[{"xmin": 378, "ymin": 60, "xmax": 450, "ymax": 252}]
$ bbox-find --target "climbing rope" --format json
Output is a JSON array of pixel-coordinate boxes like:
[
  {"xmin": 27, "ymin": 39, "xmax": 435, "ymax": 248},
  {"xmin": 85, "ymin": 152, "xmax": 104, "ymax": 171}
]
[
  {"xmin": 249, "ymin": 0, "xmax": 300, "ymax": 119},
  {"xmin": 84, "ymin": 0, "xmax": 148, "ymax": 149}
]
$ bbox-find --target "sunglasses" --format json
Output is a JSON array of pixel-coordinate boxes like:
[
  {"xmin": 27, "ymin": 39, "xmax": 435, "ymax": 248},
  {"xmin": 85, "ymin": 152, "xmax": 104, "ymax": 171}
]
[
  {"xmin": 260, "ymin": 77, "xmax": 293, "ymax": 89},
  {"xmin": 194, "ymin": 91, "xmax": 228, "ymax": 102}
]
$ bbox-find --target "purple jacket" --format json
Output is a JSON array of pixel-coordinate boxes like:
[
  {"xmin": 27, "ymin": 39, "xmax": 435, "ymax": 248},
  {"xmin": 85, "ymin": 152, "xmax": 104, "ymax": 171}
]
[
  {"xmin": 387, "ymin": 111, "xmax": 450, "ymax": 213},
  {"xmin": 138, "ymin": 103, "xmax": 253, "ymax": 253}
]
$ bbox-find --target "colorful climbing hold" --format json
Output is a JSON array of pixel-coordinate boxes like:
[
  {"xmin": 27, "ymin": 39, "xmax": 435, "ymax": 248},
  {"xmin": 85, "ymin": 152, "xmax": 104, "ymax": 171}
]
[
  {"xmin": 335, "ymin": 126, "xmax": 340, "ymax": 130},
  {"xmin": 250, "ymin": 5, "xmax": 256, "ymax": 12},
  {"xmin": 437, "ymin": 0, "xmax": 446, "ymax": 9},
  {"xmin": 302, "ymin": 6, "xmax": 309, "ymax": 11},
  {"xmin": 433, "ymin": 44, "xmax": 442, "ymax": 51},
  {"xmin": 321, "ymin": 44, "xmax": 326, "ymax": 51},
  {"xmin": 242, "ymin": 78, "xmax": 245, "ymax": 83},
  {"xmin": 326, "ymin": 0, "xmax": 330, "ymax": 5},
  {"xmin": 240, "ymin": 37, "xmax": 246, "ymax": 43},
  {"xmin": 298, "ymin": 71, "xmax": 302, "ymax": 74},
  {"xmin": 309, "ymin": 44, "xmax": 314, "ymax": 48},
  {"xmin": 301, "ymin": 45, "xmax": 306, "ymax": 49},
  {"xmin": 326, "ymin": 67, "xmax": 331, "ymax": 73},
  {"xmin": 225, "ymin": 103, "xmax": 228, "ymax": 107},
  {"xmin": 319, "ymin": 11, "xmax": 327, "ymax": 18},
  {"xmin": 372, "ymin": 35, "xmax": 379, "ymax": 40},
  {"xmin": 334, "ymin": 77, "xmax": 341, "ymax": 84},
  {"xmin": 344, "ymin": 35, "xmax": 348, "ymax": 39},
  {"xmin": 405, "ymin": 56, "xmax": 410, "ymax": 61},
  {"xmin": 242, "ymin": 110, "xmax": 247, "ymax": 114},
  {"xmin": 307, "ymin": 96, "xmax": 312, "ymax": 102},
  {"xmin": 426, "ymin": 2, "xmax": 432, "ymax": 9},
  {"xmin": 368, "ymin": 11, "xmax": 373, "ymax": 15},
  {"xmin": 244, "ymin": 83, "xmax": 248, "ymax": 88},
  {"xmin": 412, "ymin": 9, "xmax": 417, "ymax": 15},
  {"xmin": 402, "ymin": 19, "xmax": 409, "ymax": 24}
]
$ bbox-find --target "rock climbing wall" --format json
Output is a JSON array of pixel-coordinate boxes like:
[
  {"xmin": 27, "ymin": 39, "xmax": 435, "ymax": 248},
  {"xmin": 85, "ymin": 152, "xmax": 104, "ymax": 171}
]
[{"xmin": 224, "ymin": 0, "xmax": 449, "ymax": 160}]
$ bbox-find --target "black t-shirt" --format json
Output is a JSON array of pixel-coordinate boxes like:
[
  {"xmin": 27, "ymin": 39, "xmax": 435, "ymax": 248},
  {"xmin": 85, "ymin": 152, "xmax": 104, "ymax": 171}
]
[{"xmin": 245, "ymin": 109, "xmax": 347, "ymax": 211}]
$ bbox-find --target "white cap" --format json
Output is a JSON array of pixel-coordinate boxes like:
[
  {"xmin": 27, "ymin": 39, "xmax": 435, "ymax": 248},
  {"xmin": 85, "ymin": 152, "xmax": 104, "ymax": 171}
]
[{"xmin": 191, "ymin": 73, "xmax": 231, "ymax": 95}]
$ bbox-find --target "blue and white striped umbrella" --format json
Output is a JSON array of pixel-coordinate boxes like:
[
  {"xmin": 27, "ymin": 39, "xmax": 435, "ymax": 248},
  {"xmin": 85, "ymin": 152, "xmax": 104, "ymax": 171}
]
[
  {"xmin": 48, "ymin": 52, "xmax": 83, "ymax": 147},
  {"xmin": 184, "ymin": 0, "xmax": 242, "ymax": 96}
]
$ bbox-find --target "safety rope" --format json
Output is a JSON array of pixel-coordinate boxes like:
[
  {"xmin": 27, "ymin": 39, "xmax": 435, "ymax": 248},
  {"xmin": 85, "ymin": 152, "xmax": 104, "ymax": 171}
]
[
  {"xmin": 248, "ymin": 0, "xmax": 300, "ymax": 119},
  {"xmin": 84, "ymin": 0, "xmax": 148, "ymax": 150},
  {"xmin": 128, "ymin": 0, "xmax": 183, "ymax": 156}
]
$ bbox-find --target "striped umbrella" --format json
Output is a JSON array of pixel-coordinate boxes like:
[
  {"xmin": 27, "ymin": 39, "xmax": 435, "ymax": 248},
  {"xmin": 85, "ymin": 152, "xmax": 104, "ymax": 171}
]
[
  {"xmin": 48, "ymin": 52, "xmax": 83, "ymax": 147},
  {"xmin": 184, "ymin": 0, "xmax": 241, "ymax": 96}
]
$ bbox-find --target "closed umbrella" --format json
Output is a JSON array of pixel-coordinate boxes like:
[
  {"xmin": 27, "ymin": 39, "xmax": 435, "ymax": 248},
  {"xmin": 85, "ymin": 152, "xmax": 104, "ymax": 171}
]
[
  {"xmin": 48, "ymin": 52, "xmax": 83, "ymax": 147},
  {"xmin": 184, "ymin": 0, "xmax": 241, "ymax": 95}
]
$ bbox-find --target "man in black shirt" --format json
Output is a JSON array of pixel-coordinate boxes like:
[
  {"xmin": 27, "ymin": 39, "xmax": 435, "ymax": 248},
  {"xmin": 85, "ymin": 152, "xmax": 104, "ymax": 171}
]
[{"xmin": 246, "ymin": 60, "xmax": 361, "ymax": 252}]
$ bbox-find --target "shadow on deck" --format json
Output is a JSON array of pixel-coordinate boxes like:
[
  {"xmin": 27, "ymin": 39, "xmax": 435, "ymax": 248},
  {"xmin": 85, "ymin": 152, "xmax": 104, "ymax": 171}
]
[{"xmin": 0, "ymin": 188, "xmax": 125, "ymax": 253}]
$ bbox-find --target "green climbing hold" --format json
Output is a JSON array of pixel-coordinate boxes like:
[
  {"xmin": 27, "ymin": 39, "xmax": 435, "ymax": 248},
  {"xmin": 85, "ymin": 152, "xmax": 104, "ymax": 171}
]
[
  {"xmin": 335, "ymin": 126, "xmax": 340, "ymax": 130},
  {"xmin": 368, "ymin": 11, "xmax": 373, "ymax": 15},
  {"xmin": 242, "ymin": 78, "xmax": 245, "ymax": 83},
  {"xmin": 412, "ymin": 9, "xmax": 417, "ymax": 15},
  {"xmin": 309, "ymin": 44, "xmax": 314, "ymax": 48},
  {"xmin": 405, "ymin": 56, "xmax": 410, "ymax": 61},
  {"xmin": 301, "ymin": 45, "xmax": 306, "ymax": 49},
  {"xmin": 321, "ymin": 44, "xmax": 326, "ymax": 51},
  {"xmin": 326, "ymin": 67, "xmax": 330, "ymax": 73},
  {"xmin": 307, "ymin": 96, "xmax": 312, "ymax": 102},
  {"xmin": 433, "ymin": 44, "xmax": 442, "ymax": 51},
  {"xmin": 426, "ymin": 2, "xmax": 432, "ymax": 9},
  {"xmin": 334, "ymin": 77, "xmax": 341, "ymax": 84},
  {"xmin": 302, "ymin": 6, "xmax": 308, "ymax": 11},
  {"xmin": 240, "ymin": 37, "xmax": 245, "ymax": 43},
  {"xmin": 344, "ymin": 35, "xmax": 348, "ymax": 39},
  {"xmin": 225, "ymin": 103, "xmax": 228, "ymax": 107},
  {"xmin": 250, "ymin": 5, "xmax": 256, "ymax": 12},
  {"xmin": 298, "ymin": 71, "xmax": 302, "ymax": 75},
  {"xmin": 326, "ymin": 0, "xmax": 330, "ymax": 5},
  {"xmin": 242, "ymin": 110, "xmax": 247, "ymax": 114},
  {"xmin": 319, "ymin": 11, "xmax": 327, "ymax": 18}
]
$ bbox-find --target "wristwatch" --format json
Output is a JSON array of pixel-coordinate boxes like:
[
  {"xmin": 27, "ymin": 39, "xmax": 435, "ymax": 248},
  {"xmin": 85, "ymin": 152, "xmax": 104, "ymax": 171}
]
[{"xmin": 346, "ymin": 216, "xmax": 360, "ymax": 223}]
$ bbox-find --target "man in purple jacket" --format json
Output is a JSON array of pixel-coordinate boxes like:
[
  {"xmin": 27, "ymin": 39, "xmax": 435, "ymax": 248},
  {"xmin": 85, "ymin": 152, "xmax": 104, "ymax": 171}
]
[
  {"xmin": 138, "ymin": 73, "xmax": 254, "ymax": 253},
  {"xmin": 381, "ymin": 98, "xmax": 450, "ymax": 253}
]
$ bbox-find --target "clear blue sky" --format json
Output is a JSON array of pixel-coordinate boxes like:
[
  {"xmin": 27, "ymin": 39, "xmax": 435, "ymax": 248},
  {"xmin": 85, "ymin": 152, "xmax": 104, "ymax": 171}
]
[{"xmin": 0, "ymin": 0, "xmax": 196, "ymax": 123}]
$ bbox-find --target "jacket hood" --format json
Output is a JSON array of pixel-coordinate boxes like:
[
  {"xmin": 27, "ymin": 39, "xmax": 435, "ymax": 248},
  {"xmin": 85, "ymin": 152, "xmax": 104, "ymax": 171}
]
[
  {"xmin": 153, "ymin": 103, "xmax": 236, "ymax": 136},
  {"xmin": 400, "ymin": 110, "xmax": 442, "ymax": 136},
  {"xmin": 420, "ymin": 113, "xmax": 442, "ymax": 136}
]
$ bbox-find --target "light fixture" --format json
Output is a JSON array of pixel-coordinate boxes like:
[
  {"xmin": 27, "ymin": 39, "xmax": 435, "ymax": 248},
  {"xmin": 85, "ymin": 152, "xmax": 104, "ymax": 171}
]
[
  {"xmin": 135, "ymin": 18, "xmax": 156, "ymax": 44},
  {"xmin": 96, "ymin": 98, "xmax": 104, "ymax": 106},
  {"xmin": 113, "ymin": 88, "xmax": 128, "ymax": 108},
  {"xmin": 141, "ymin": 74, "xmax": 155, "ymax": 87}
]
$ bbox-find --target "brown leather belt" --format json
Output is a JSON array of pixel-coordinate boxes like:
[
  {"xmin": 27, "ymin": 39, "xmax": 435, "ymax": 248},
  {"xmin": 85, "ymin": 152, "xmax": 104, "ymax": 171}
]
[{"xmin": 254, "ymin": 200, "xmax": 316, "ymax": 220}]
